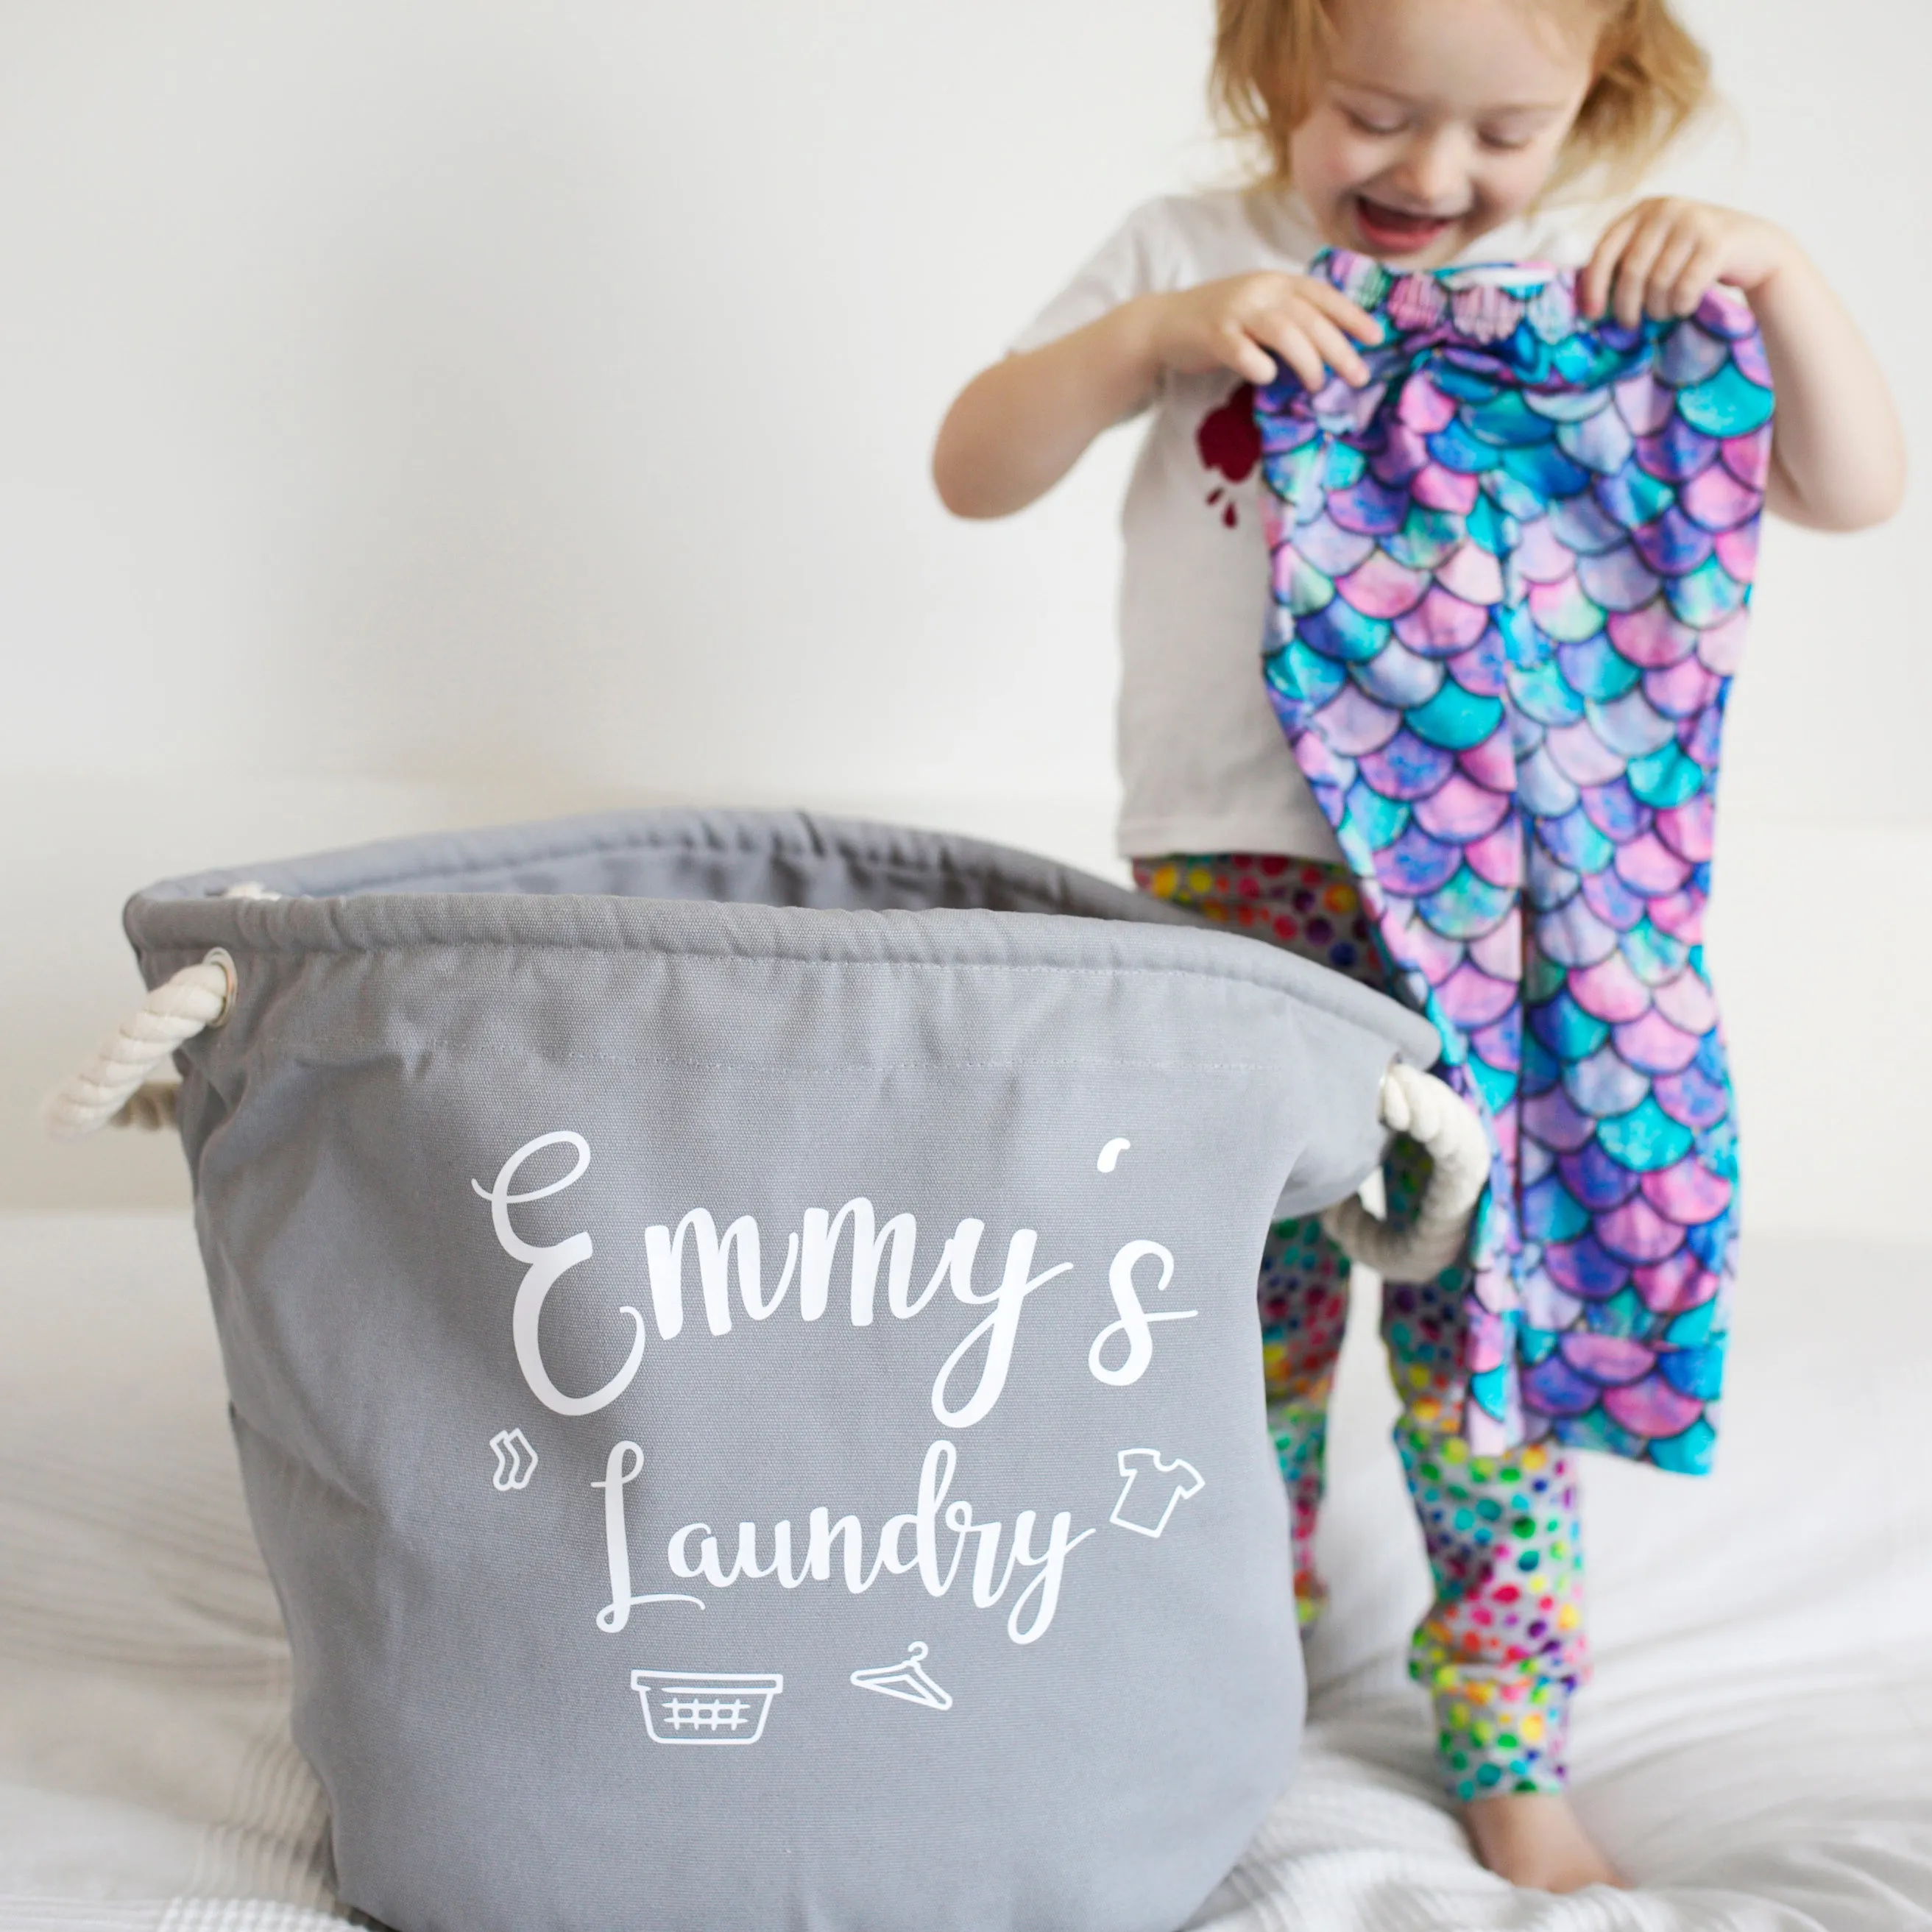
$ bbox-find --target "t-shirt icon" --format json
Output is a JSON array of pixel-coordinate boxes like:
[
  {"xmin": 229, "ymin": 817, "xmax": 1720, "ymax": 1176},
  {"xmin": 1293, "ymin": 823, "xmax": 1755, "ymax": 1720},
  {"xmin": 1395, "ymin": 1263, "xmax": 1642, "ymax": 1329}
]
[{"xmin": 1109, "ymin": 1448, "xmax": 1206, "ymax": 1539}]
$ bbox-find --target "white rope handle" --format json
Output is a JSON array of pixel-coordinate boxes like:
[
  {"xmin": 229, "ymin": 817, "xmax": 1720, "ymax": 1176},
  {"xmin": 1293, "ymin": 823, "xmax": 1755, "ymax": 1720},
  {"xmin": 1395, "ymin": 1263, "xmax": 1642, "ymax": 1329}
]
[
  {"xmin": 44, "ymin": 882, "xmax": 277, "ymax": 1140},
  {"xmin": 43, "ymin": 949, "xmax": 236, "ymax": 1139},
  {"xmin": 1321, "ymin": 1061, "xmax": 1491, "ymax": 1281}
]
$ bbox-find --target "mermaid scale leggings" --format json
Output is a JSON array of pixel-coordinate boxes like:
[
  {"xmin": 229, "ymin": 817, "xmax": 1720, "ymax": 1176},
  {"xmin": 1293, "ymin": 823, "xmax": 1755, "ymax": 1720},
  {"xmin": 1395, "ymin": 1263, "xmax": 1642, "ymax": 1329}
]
[{"xmin": 1136, "ymin": 853, "xmax": 1589, "ymax": 1801}]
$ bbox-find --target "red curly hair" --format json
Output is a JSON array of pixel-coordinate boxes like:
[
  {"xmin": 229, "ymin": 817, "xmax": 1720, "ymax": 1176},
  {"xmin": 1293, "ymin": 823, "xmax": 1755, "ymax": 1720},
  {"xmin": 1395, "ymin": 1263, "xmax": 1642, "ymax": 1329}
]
[{"xmin": 1211, "ymin": 0, "xmax": 1711, "ymax": 194}]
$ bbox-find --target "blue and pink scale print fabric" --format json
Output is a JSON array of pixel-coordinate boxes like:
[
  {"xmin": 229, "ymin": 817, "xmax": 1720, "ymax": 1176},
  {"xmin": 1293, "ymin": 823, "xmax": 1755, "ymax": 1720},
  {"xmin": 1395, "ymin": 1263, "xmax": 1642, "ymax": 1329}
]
[{"xmin": 1254, "ymin": 250, "xmax": 1774, "ymax": 1473}]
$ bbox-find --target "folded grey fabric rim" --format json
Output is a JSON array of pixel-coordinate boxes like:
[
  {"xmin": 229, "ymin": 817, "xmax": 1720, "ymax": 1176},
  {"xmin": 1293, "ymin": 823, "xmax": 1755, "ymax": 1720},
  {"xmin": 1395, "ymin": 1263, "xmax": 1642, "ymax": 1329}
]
[{"xmin": 121, "ymin": 808, "xmax": 1443, "ymax": 1066}]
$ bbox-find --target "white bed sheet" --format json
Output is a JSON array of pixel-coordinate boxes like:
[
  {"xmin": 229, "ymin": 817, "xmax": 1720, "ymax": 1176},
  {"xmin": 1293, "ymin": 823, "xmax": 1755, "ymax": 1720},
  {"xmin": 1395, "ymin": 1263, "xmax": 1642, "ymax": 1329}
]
[{"xmin": 2, "ymin": 1211, "xmax": 1928, "ymax": 1931}]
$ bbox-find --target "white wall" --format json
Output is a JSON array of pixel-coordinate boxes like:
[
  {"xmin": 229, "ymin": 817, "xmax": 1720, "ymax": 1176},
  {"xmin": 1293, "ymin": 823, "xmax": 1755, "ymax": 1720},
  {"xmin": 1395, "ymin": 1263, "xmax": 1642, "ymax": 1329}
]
[{"xmin": 3, "ymin": 1, "xmax": 1925, "ymax": 1223}]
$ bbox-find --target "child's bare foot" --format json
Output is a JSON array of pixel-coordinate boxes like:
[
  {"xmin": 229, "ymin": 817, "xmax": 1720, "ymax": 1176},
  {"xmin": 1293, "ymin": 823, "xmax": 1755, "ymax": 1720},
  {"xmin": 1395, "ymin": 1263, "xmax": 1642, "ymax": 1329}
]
[{"xmin": 1464, "ymin": 1792, "xmax": 1626, "ymax": 1893}]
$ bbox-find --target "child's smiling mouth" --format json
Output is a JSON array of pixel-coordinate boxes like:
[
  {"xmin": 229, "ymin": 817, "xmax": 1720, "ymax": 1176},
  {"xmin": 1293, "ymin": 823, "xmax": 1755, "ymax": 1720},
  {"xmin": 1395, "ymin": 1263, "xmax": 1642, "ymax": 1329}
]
[{"xmin": 1351, "ymin": 194, "xmax": 1461, "ymax": 256}]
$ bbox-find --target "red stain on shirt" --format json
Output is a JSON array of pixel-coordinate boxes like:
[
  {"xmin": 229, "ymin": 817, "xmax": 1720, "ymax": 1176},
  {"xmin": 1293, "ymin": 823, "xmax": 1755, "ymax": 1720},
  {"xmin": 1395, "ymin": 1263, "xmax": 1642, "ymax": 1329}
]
[{"xmin": 1195, "ymin": 382, "xmax": 1259, "ymax": 528}]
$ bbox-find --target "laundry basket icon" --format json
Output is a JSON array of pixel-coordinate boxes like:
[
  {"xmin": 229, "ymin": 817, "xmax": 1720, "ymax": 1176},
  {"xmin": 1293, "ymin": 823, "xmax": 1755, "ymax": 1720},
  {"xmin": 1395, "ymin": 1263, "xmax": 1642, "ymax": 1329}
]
[{"xmin": 630, "ymin": 1669, "xmax": 785, "ymax": 1746}]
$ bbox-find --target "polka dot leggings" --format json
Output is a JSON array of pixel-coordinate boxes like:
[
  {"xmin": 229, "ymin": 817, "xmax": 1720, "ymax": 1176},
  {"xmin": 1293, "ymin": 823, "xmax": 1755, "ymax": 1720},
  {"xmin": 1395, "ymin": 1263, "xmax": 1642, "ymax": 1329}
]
[{"xmin": 1136, "ymin": 853, "xmax": 1588, "ymax": 1802}]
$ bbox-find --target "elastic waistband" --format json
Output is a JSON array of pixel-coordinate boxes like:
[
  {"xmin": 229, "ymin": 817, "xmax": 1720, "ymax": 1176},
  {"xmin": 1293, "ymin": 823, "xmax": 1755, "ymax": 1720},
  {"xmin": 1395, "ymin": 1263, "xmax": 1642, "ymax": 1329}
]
[{"xmin": 1303, "ymin": 246, "xmax": 1761, "ymax": 384}]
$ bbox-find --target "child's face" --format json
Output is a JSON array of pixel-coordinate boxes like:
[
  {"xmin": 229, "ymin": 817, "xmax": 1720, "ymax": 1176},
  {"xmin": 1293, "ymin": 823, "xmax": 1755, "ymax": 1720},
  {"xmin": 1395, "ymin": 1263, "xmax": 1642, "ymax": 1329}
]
[{"xmin": 1288, "ymin": 0, "xmax": 1598, "ymax": 266}]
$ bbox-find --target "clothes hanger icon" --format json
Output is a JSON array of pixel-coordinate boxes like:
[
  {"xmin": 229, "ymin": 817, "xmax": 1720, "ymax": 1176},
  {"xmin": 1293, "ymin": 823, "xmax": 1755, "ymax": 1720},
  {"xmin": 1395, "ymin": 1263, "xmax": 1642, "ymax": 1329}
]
[{"xmin": 849, "ymin": 1641, "xmax": 953, "ymax": 1712}]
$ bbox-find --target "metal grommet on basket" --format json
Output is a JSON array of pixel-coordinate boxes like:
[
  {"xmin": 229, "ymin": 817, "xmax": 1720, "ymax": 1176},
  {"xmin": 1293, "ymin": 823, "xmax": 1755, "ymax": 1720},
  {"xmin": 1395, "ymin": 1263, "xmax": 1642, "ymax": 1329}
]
[
  {"xmin": 202, "ymin": 946, "xmax": 238, "ymax": 1029},
  {"xmin": 44, "ymin": 946, "xmax": 242, "ymax": 1139}
]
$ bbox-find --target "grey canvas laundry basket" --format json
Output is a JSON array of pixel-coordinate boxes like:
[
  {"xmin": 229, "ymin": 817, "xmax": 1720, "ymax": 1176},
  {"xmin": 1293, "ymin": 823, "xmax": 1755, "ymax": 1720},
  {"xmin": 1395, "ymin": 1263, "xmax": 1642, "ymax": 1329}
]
[{"xmin": 54, "ymin": 810, "xmax": 1460, "ymax": 1932}]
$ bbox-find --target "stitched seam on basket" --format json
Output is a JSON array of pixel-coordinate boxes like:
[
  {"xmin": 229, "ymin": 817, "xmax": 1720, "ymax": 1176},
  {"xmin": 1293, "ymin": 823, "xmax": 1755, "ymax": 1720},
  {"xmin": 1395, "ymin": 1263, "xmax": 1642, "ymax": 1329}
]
[
  {"xmin": 144, "ymin": 938, "xmax": 1384, "ymax": 1003},
  {"xmin": 241, "ymin": 1050, "xmax": 1301, "ymax": 1074}
]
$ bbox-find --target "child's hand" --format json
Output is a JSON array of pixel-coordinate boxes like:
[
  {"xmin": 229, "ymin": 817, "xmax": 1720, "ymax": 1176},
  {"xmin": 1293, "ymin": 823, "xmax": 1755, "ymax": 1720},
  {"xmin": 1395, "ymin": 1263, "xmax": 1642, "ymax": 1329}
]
[
  {"xmin": 1580, "ymin": 199, "xmax": 1795, "ymax": 327},
  {"xmin": 1148, "ymin": 274, "xmax": 1384, "ymax": 392}
]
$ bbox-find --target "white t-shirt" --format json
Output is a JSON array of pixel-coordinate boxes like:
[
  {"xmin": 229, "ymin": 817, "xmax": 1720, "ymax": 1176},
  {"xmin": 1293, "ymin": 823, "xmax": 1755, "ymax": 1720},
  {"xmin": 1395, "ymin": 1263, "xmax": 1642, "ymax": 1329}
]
[{"xmin": 1012, "ymin": 190, "xmax": 1609, "ymax": 861}]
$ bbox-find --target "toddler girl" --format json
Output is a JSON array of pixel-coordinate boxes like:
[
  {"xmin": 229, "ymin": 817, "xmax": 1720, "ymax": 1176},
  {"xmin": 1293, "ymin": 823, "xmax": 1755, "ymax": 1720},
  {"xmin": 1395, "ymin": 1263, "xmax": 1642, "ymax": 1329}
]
[{"xmin": 933, "ymin": 0, "xmax": 1903, "ymax": 1894}]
